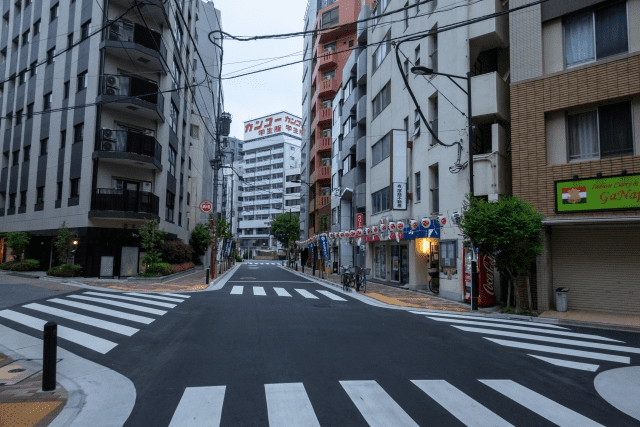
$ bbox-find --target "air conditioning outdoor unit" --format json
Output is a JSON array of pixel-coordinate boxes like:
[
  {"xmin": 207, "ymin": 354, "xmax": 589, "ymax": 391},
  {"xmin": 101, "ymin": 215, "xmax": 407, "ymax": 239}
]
[
  {"xmin": 106, "ymin": 75, "xmax": 120, "ymax": 90},
  {"xmin": 102, "ymin": 128, "xmax": 116, "ymax": 141},
  {"xmin": 102, "ymin": 140, "xmax": 115, "ymax": 151},
  {"xmin": 108, "ymin": 22, "xmax": 122, "ymax": 41}
]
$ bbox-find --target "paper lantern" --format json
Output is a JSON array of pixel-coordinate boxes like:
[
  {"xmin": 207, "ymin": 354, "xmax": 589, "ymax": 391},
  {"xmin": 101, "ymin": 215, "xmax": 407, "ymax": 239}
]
[
  {"xmin": 389, "ymin": 222, "xmax": 396, "ymax": 231},
  {"xmin": 365, "ymin": 227, "xmax": 372, "ymax": 235},
  {"xmin": 410, "ymin": 219, "xmax": 418, "ymax": 230},
  {"xmin": 372, "ymin": 225, "xmax": 379, "ymax": 234},
  {"xmin": 339, "ymin": 231, "xmax": 344, "ymax": 238},
  {"xmin": 421, "ymin": 218, "xmax": 431, "ymax": 228},
  {"xmin": 356, "ymin": 229, "xmax": 363, "ymax": 237},
  {"xmin": 349, "ymin": 230, "xmax": 356, "ymax": 237},
  {"xmin": 380, "ymin": 223, "xmax": 388, "ymax": 232},
  {"xmin": 397, "ymin": 221, "xmax": 405, "ymax": 230},
  {"xmin": 438, "ymin": 216, "xmax": 447, "ymax": 227}
]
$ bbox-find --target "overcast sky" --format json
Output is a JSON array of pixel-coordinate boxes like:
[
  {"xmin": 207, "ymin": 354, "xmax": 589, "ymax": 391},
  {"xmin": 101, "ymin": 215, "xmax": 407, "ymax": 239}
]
[{"xmin": 207, "ymin": 0, "xmax": 308, "ymax": 139}]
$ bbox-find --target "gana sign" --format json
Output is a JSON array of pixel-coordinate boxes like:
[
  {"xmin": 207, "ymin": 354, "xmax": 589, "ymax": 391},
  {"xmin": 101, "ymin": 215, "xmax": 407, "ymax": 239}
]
[{"xmin": 244, "ymin": 112, "xmax": 303, "ymax": 141}]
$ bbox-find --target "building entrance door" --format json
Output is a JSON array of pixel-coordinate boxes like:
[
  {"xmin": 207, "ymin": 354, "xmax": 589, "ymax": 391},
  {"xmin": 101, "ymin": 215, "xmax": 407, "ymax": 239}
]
[{"xmin": 120, "ymin": 246, "xmax": 139, "ymax": 277}]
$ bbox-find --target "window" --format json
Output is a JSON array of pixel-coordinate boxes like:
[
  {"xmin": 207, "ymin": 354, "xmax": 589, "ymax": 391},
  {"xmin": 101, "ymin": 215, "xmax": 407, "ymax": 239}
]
[
  {"xmin": 415, "ymin": 0, "xmax": 420, "ymax": 14},
  {"xmin": 13, "ymin": 150, "xmax": 19, "ymax": 166},
  {"xmin": 0, "ymin": 48, "xmax": 6, "ymax": 65},
  {"xmin": 60, "ymin": 130, "xmax": 66, "ymax": 149},
  {"xmin": 16, "ymin": 109, "xmax": 23, "ymax": 125},
  {"xmin": 413, "ymin": 109, "xmax": 421, "ymax": 137},
  {"xmin": 372, "ymin": 31, "xmax": 391, "ymax": 73},
  {"xmin": 322, "ymin": 99, "xmax": 332, "ymax": 109},
  {"xmin": 56, "ymin": 182, "xmax": 62, "ymax": 200},
  {"xmin": 174, "ymin": 18, "xmax": 183, "ymax": 48},
  {"xmin": 22, "ymin": 29, "xmax": 30, "ymax": 46},
  {"xmin": 19, "ymin": 70, "xmax": 27, "ymax": 85},
  {"xmin": 40, "ymin": 138, "xmax": 48, "ymax": 155},
  {"xmin": 323, "ymin": 42, "xmax": 336, "ymax": 53},
  {"xmin": 429, "ymin": 33, "xmax": 438, "ymax": 73},
  {"xmin": 27, "ymin": 103, "xmax": 34, "ymax": 120},
  {"xmin": 64, "ymin": 81, "xmax": 70, "ymax": 99},
  {"xmin": 414, "ymin": 45, "xmax": 421, "ymax": 67},
  {"xmin": 36, "ymin": 186, "xmax": 44, "ymax": 204},
  {"xmin": 23, "ymin": 145, "xmax": 30, "ymax": 162},
  {"xmin": 430, "ymin": 97, "xmax": 438, "ymax": 145},
  {"xmin": 372, "ymin": 187, "xmax": 391, "ymax": 214},
  {"xmin": 12, "ymin": 36, "xmax": 19, "ymax": 52},
  {"xmin": 70, "ymin": 178, "xmax": 79, "ymax": 198},
  {"xmin": 568, "ymin": 101, "xmax": 633, "ymax": 161},
  {"xmin": 188, "ymin": 157, "xmax": 191, "ymax": 170},
  {"xmin": 372, "ymin": 82, "xmax": 391, "ymax": 118},
  {"xmin": 404, "ymin": 2, "xmax": 409, "ymax": 28},
  {"xmin": 440, "ymin": 240, "xmax": 457, "ymax": 268},
  {"xmin": 166, "ymin": 191, "xmax": 175, "ymax": 222},
  {"xmin": 344, "ymin": 115, "xmax": 356, "ymax": 133},
  {"xmin": 190, "ymin": 124, "xmax": 199, "ymax": 138},
  {"xmin": 187, "ymin": 192, "xmax": 190, "ymax": 205},
  {"xmin": 68, "ymin": 33, "xmax": 74, "ymax": 48},
  {"xmin": 415, "ymin": 172, "xmax": 421, "ymax": 202},
  {"xmin": 321, "ymin": 7, "xmax": 339, "ymax": 29},
  {"xmin": 430, "ymin": 164, "xmax": 439, "ymax": 213},
  {"xmin": 169, "ymin": 101, "xmax": 179, "ymax": 134},
  {"xmin": 47, "ymin": 47, "xmax": 55, "ymax": 65},
  {"xmin": 50, "ymin": 2, "xmax": 58, "ymax": 22},
  {"xmin": 73, "ymin": 123, "xmax": 84, "ymax": 143},
  {"xmin": 323, "ymin": 69, "xmax": 335, "ymax": 80},
  {"xmin": 20, "ymin": 190, "xmax": 27, "ymax": 208},
  {"xmin": 80, "ymin": 20, "xmax": 91, "ymax": 41},
  {"xmin": 322, "ymin": 127, "xmax": 332, "ymax": 138},
  {"xmin": 9, "ymin": 193, "xmax": 16, "ymax": 209},
  {"xmin": 169, "ymin": 147, "xmax": 176, "ymax": 176},
  {"xmin": 343, "ymin": 78, "xmax": 355, "ymax": 99},
  {"xmin": 30, "ymin": 61, "xmax": 37, "ymax": 77},
  {"xmin": 77, "ymin": 71, "xmax": 87, "ymax": 92},
  {"xmin": 172, "ymin": 59, "xmax": 181, "ymax": 90},
  {"xmin": 372, "ymin": 133, "xmax": 390, "ymax": 166},
  {"xmin": 564, "ymin": 2, "xmax": 628, "ymax": 67},
  {"xmin": 33, "ymin": 20, "xmax": 40, "ymax": 36}
]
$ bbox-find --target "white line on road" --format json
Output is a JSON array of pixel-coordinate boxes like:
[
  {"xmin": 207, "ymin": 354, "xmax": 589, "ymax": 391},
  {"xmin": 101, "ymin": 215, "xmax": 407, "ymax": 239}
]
[
  {"xmin": 226, "ymin": 281, "xmax": 313, "ymax": 283},
  {"xmin": 23, "ymin": 303, "xmax": 139, "ymax": 336},
  {"xmin": 124, "ymin": 292, "xmax": 186, "ymax": 303},
  {"xmin": 426, "ymin": 317, "xmax": 621, "ymax": 342},
  {"xmin": 480, "ymin": 380, "xmax": 605, "ymax": 427},
  {"xmin": 315, "ymin": 290, "xmax": 347, "ymax": 301},
  {"xmin": 230, "ymin": 286, "xmax": 244, "ymax": 295},
  {"xmin": 154, "ymin": 292, "xmax": 190, "ymax": 298},
  {"xmin": 168, "ymin": 386, "xmax": 226, "ymax": 427},
  {"xmin": 484, "ymin": 338, "xmax": 630, "ymax": 363},
  {"xmin": 0, "ymin": 310, "xmax": 117, "ymax": 354},
  {"xmin": 274, "ymin": 288, "xmax": 292, "ymax": 297},
  {"xmin": 295, "ymin": 289, "xmax": 319, "ymax": 299},
  {"xmin": 340, "ymin": 380, "xmax": 419, "ymax": 427},
  {"xmin": 454, "ymin": 326, "xmax": 640, "ymax": 354},
  {"xmin": 253, "ymin": 286, "xmax": 267, "ymax": 296},
  {"xmin": 67, "ymin": 295, "xmax": 167, "ymax": 315},
  {"xmin": 527, "ymin": 354, "xmax": 600, "ymax": 372},
  {"xmin": 47, "ymin": 298, "xmax": 155, "ymax": 324},
  {"xmin": 265, "ymin": 383, "xmax": 321, "ymax": 427},
  {"xmin": 83, "ymin": 292, "xmax": 176, "ymax": 308},
  {"xmin": 412, "ymin": 380, "xmax": 514, "ymax": 427},
  {"xmin": 410, "ymin": 311, "xmax": 567, "ymax": 329}
]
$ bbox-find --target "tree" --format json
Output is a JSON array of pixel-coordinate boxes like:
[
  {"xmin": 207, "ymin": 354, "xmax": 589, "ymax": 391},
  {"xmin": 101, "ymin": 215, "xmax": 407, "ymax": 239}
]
[
  {"xmin": 135, "ymin": 220, "xmax": 166, "ymax": 270},
  {"xmin": 54, "ymin": 222, "xmax": 77, "ymax": 264},
  {"xmin": 189, "ymin": 223, "xmax": 210, "ymax": 256},
  {"xmin": 459, "ymin": 196, "xmax": 544, "ymax": 310},
  {"xmin": 270, "ymin": 213, "xmax": 300, "ymax": 251},
  {"xmin": 5, "ymin": 231, "xmax": 30, "ymax": 263},
  {"xmin": 215, "ymin": 218, "xmax": 233, "ymax": 239}
]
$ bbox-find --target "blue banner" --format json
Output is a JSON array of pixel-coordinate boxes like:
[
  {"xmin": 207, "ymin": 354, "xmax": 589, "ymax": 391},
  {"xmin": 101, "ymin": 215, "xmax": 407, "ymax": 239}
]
[
  {"xmin": 318, "ymin": 235, "xmax": 329, "ymax": 261},
  {"xmin": 309, "ymin": 243, "xmax": 314, "ymax": 263},
  {"xmin": 402, "ymin": 222, "xmax": 441, "ymax": 240}
]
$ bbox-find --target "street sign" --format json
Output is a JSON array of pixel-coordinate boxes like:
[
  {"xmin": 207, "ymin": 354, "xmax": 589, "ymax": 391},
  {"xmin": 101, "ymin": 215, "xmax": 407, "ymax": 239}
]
[{"xmin": 200, "ymin": 200, "xmax": 213, "ymax": 213}]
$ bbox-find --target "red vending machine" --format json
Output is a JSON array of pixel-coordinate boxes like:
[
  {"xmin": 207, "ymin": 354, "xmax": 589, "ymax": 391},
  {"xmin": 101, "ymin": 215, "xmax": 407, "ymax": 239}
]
[{"xmin": 477, "ymin": 254, "xmax": 496, "ymax": 307}]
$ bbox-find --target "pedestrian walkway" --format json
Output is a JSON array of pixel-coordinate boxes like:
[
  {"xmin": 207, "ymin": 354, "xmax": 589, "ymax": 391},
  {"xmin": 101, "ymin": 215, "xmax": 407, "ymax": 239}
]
[
  {"xmin": 167, "ymin": 378, "xmax": 610, "ymax": 426},
  {"xmin": 0, "ymin": 291, "xmax": 191, "ymax": 354},
  {"xmin": 539, "ymin": 309, "xmax": 640, "ymax": 331},
  {"xmin": 70, "ymin": 269, "xmax": 210, "ymax": 293},
  {"xmin": 410, "ymin": 311, "xmax": 640, "ymax": 372},
  {"xmin": 227, "ymin": 285, "xmax": 347, "ymax": 301}
]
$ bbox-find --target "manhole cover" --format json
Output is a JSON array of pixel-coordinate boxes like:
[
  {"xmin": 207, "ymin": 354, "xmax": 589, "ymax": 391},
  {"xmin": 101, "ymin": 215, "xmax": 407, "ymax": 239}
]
[
  {"xmin": 240, "ymin": 277, "xmax": 256, "ymax": 280},
  {"xmin": 0, "ymin": 364, "xmax": 34, "ymax": 385},
  {"xmin": 8, "ymin": 368, "xmax": 26, "ymax": 373}
]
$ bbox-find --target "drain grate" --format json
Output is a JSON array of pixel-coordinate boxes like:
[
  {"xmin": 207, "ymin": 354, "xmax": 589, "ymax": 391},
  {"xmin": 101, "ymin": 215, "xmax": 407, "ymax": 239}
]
[{"xmin": 0, "ymin": 363, "xmax": 34, "ymax": 386}]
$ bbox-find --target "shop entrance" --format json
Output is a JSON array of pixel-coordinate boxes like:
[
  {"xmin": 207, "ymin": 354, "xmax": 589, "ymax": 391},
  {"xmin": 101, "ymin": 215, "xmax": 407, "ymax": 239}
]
[{"xmin": 391, "ymin": 245, "xmax": 409, "ymax": 284}]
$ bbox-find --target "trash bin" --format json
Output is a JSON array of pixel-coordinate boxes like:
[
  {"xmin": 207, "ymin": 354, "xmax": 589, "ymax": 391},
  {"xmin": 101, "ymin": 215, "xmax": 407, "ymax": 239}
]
[{"xmin": 555, "ymin": 287, "xmax": 569, "ymax": 312}]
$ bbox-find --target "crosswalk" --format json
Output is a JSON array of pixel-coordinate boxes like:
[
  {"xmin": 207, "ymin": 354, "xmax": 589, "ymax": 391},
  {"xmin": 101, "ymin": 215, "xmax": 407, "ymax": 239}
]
[
  {"xmin": 245, "ymin": 262, "xmax": 282, "ymax": 265},
  {"xmin": 0, "ymin": 291, "xmax": 189, "ymax": 354},
  {"xmin": 411, "ymin": 311, "xmax": 638, "ymax": 372},
  {"xmin": 227, "ymin": 285, "xmax": 347, "ymax": 301},
  {"xmin": 167, "ymin": 378, "xmax": 607, "ymax": 426}
]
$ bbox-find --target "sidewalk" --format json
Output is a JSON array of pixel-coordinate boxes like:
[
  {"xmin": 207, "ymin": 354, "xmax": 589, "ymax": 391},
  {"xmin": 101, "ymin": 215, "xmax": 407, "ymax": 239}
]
[{"xmin": 539, "ymin": 309, "xmax": 640, "ymax": 332}]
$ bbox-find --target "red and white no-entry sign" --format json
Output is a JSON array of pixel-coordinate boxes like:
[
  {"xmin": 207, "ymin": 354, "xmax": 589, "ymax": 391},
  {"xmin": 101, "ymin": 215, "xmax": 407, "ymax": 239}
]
[{"xmin": 200, "ymin": 200, "xmax": 213, "ymax": 213}]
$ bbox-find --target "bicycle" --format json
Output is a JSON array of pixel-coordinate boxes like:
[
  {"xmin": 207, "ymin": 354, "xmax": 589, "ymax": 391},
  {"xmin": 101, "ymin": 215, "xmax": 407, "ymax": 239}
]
[
  {"xmin": 341, "ymin": 265, "xmax": 355, "ymax": 292},
  {"xmin": 428, "ymin": 271, "xmax": 439, "ymax": 294},
  {"xmin": 355, "ymin": 267, "xmax": 369, "ymax": 293}
]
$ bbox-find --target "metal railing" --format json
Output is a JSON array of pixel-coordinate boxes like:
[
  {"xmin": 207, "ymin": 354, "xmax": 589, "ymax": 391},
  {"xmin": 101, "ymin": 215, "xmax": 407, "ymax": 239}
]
[
  {"xmin": 101, "ymin": 74, "xmax": 164, "ymax": 114},
  {"xmin": 105, "ymin": 20, "xmax": 166, "ymax": 59},
  {"xmin": 92, "ymin": 189, "xmax": 159, "ymax": 215},
  {"xmin": 96, "ymin": 129, "xmax": 161, "ymax": 163}
]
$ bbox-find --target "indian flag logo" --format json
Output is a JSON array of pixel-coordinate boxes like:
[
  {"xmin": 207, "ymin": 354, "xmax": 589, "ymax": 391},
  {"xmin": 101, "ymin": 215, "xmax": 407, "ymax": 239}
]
[{"xmin": 562, "ymin": 186, "xmax": 587, "ymax": 204}]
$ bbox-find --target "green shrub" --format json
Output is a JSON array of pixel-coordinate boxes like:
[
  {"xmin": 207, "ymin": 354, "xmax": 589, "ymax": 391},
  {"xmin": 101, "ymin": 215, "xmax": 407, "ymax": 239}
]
[
  {"xmin": 138, "ymin": 271, "xmax": 161, "ymax": 278},
  {"xmin": 235, "ymin": 255, "xmax": 242, "ymax": 262},
  {"xmin": 47, "ymin": 264, "xmax": 82, "ymax": 277},
  {"xmin": 501, "ymin": 307, "xmax": 516, "ymax": 314},
  {"xmin": 0, "ymin": 262, "xmax": 14, "ymax": 270},
  {"xmin": 147, "ymin": 262, "xmax": 172, "ymax": 276},
  {"xmin": 243, "ymin": 251, "xmax": 249, "ymax": 260},
  {"xmin": 10, "ymin": 259, "xmax": 40, "ymax": 271},
  {"xmin": 160, "ymin": 241, "xmax": 194, "ymax": 264}
]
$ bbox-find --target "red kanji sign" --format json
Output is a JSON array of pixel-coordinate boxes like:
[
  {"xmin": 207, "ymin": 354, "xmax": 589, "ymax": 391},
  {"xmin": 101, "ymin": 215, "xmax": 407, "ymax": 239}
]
[{"xmin": 200, "ymin": 200, "xmax": 213, "ymax": 213}]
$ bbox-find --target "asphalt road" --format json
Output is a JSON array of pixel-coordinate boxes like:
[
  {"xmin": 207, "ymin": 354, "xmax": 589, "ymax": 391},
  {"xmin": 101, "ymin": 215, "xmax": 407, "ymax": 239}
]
[
  {"xmin": 0, "ymin": 273, "xmax": 78, "ymax": 309},
  {"xmin": 0, "ymin": 265, "xmax": 638, "ymax": 426}
]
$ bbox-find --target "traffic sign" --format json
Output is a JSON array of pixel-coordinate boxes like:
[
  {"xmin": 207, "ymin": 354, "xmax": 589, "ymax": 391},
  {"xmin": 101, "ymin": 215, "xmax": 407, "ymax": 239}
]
[{"xmin": 200, "ymin": 200, "xmax": 213, "ymax": 213}]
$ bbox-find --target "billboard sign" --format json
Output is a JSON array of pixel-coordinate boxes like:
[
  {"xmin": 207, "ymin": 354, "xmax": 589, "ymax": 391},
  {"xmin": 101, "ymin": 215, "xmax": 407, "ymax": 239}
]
[
  {"xmin": 393, "ymin": 182, "xmax": 407, "ymax": 210},
  {"xmin": 244, "ymin": 112, "xmax": 303, "ymax": 141},
  {"xmin": 555, "ymin": 173, "xmax": 640, "ymax": 213}
]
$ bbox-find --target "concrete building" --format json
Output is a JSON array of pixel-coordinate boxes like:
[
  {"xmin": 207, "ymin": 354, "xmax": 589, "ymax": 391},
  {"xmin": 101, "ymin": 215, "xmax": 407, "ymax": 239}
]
[
  {"xmin": 358, "ymin": 0, "xmax": 511, "ymax": 301},
  {"xmin": 238, "ymin": 112, "xmax": 301, "ymax": 256},
  {"xmin": 0, "ymin": 0, "xmax": 222, "ymax": 276},
  {"xmin": 509, "ymin": 0, "xmax": 640, "ymax": 315}
]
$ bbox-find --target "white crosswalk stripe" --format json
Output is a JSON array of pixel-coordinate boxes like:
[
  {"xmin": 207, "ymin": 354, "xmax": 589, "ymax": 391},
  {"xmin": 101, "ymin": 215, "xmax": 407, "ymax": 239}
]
[
  {"xmin": 340, "ymin": 380, "xmax": 419, "ymax": 427},
  {"xmin": 67, "ymin": 295, "xmax": 168, "ymax": 315},
  {"xmin": 409, "ymin": 311, "xmax": 567, "ymax": 329},
  {"xmin": 47, "ymin": 298, "xmax": 155, "ymax": 324},
  {"xmin": 265, "ymin": 383, "xmax": 320, "ymax": 427},
  {"xmin": 527, "ymin": 355, "xmax": 600, "ymax": 372},
  {"xmin": 484, "ymin": 338, "xmax": 630, "ymax": 363},
  {"xmin": 83, "ymin": 292, "xmax": 177, "ymax": 308},
  {"xmin": 274, "ymin": 287, "xmax": 292, "ymax": 297},
  {"xmin": 124, "ymin": 292, "xmax": 186, "ymax": 303},
  {"xmin": 168, "ymin": 386, "xmax": 226, "ymax": 427},
  {"xmin": 480, "ymin": 380, "xmax": 605, "ymax": 427},
  {"xmin": 230, "ymin": 285, "xmax": 244, "ymax": 295},
  {"xmin": 227, "ymin": 286, "xmax": 348, "ymax": 301},
  {"xmin": 254, "ymin": 286, "xmax": 267, "ymax": 296},
  {"xmin": 295, "ymin": 289, "xmax": 319, "ymax": 299},
  {"xmin": 154, "ymin": 292, "xmax": 190, "ymax": 298},
  {"xmin": 315, "ymin": 290, "xmax": 347, "ymax": 301}
]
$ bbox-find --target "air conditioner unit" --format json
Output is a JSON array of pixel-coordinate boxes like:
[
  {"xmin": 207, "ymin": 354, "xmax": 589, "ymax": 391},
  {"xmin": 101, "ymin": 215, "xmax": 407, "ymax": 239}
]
[
  {"xmin": 102, "ymin": 141, "xmax": 115, "ymax": 151},
  {"xmin": 108, "ymin": 22, "xmax": 122, "ymax": 41},
  {"xmin": 106, "ymin": 75, "xmax": 120, "ymax": 89},
  {"xmin": 102, "ymin": 128, "xmax": 116, "ymax": 141}
]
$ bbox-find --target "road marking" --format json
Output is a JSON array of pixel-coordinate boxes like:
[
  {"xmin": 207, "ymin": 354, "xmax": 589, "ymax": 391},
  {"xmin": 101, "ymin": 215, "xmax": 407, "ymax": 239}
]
[
  {"xmin": 484, "ymin": 338, "xmax": 630, "ymax": 363},
  {"xmin": 47, "ymin": 298, "xmax": 155, "ymax": 324},
  {"xmin": 426, "ymin": 317, "xmax": 621, "ymax": 342},
  {"xmin": 454, "ymin": 326, "xmax": 640, "ymax": 354},
  {"xmin": 0, "ymin": 310, "xmax": 117, "ymax": 354},
  {"xmin": 124, "ymin": 292, "xmax": 185, "ymax": 303},
  {"xmin": 295, "ymin": 289, "xmax": 318, "ymax": 299},
  {"xmin": 168, "ymin": 386, "xmax": 226, "ymax": 427},
  {"xmin": 154, "ymin": 292, "xmax": 190, "ymax": 298},
  {"xmin": 410, "ymin": 311, "xmax": 567, "ymax": 329},
  {"xmin": 274, "ymin": 288, "xmax": 292, "ymax": 297},
  {"xmin": 316, "ymin": 290, "xmax": 347, "ymax": 301},
  {"xmin": 83, "ymin": 292, "xmax": 176, "ymax": 308},
  {"xmin": 412, "ymin": 380, "xmax": 513, "ymax": 427},
  {"xmin": 480, "ymin": 380, "xmax": 605, "ymax": 427},
  {"xmin": 253, "ymin": 286, "xmax": 267, "ymax": 296},
  {"xmin": 23, "ymin": 303, "xmax": 139, "ymax": 336},
  {"xmin": 527, "ymin": 355, "xmax": 600, "ymax": 372},
  {"xmin": 230, "ymin": 286, "xmax": 244, "ymax": 295},
  {"xmin": 67, "ymin": 295, "xmax": 167, "ymax": 315},
  {"xmin": 341, "ymin": 380, "xmax": 419, "ymax": 427},
  {"xmin": 227, "ymin": 281, "xmax": 313, "ymax": 283},
  {"xmin": 265, "ymin": 383, "xmax": 321, "ymax": 427}
]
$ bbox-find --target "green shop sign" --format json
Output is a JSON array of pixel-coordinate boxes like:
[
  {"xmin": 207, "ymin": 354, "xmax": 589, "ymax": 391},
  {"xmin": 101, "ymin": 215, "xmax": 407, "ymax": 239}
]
[{"xmin": 555, "ymin": 174, "xmax": 640, "ymax": 213}]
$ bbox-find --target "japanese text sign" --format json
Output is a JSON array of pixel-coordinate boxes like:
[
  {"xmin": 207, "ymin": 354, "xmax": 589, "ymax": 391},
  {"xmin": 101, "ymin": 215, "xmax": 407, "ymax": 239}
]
[{"xmin": 244, "ymin": 112, "xmax": 303, "ymax": 141}]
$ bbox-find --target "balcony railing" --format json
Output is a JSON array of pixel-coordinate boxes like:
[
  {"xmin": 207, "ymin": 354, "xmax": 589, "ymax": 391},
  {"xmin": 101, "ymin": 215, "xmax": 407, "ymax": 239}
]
[
  {"xmin": 96, "ymin": 129, "xmax": 161, "ymax": 164},
  {"xmin": 318, "ymin": 79, "xmax": 339, "ymax": 98},
  {"xmin": 318, "ymin": 52, "xmax": 337, "ymax": 71},
  {"xmin": 101, "ymin": 74, "xmax": 164, "ymax": 115},
  {"xmin": 105, "ymin": 20, "xmax": 166, "ymax": 59},
  {"xmin": 91, "ymin": 189, "xmax": 159, "ymax": 216}
]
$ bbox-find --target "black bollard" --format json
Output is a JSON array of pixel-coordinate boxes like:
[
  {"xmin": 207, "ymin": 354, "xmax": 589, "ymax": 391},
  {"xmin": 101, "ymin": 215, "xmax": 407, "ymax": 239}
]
[
  {"xmin": 206, "ymin": 268, "xmax": 210, "ymax": 285},
  {"xmin": 43, "ymin": 321, "xmax": 57, "ymax": 391}
]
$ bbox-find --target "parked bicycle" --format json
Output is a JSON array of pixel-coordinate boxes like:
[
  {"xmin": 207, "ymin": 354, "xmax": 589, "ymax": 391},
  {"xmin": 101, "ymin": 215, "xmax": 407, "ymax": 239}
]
[
  {"xmin": 341, "ymin": 265, "xmax": 369, "ymax": 293},
  {"xmin": 341, "ymin": 265, "xmax": 355, "ymax": 292},
  {"xmin": 428, "ymin": 271, "xmax": 439, "ymax": 294}
]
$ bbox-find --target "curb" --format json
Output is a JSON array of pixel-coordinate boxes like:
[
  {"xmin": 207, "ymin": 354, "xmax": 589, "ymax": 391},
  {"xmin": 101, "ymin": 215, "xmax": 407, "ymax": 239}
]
[
  {"xmin": 0, "ymin": 325, "xmax": 136, "ymax": 427},
  {"xmin": 205, "ymin": 263, "xmax": 241, "ymax": 291}
]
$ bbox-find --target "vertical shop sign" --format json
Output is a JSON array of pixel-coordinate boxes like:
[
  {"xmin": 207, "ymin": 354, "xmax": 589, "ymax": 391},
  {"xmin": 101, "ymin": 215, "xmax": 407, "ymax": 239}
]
[
  {"xmin": 309, "ymin": 243, "xmax": 314, "ymax": 264},
  {"xmin": 319, "ymin": 235, "xmax": 329, "ymax": 261},
  {"xmin": 355, "ymin": 213, "xmax": 364, "ymax": 230}
]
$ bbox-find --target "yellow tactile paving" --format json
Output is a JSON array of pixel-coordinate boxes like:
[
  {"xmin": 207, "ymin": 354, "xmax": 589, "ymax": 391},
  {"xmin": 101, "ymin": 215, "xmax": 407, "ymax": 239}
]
[
  {"xmin": 363, "ymin": 293, "xmax": 468, "ymax": 311},
  {"xmin": 0, "ymin": 401, "xmax": 62, "ymax": 427}
]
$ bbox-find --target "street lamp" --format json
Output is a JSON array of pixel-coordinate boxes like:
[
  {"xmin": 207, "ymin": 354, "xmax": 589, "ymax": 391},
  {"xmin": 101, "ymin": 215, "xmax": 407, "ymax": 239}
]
[
  {"xmin": 410, "ymin": 65, "xmax": 479, "ymax": 311},
  {"xmin": 292, "ymin": 179, "xmax": 317, "ymax": 277}
]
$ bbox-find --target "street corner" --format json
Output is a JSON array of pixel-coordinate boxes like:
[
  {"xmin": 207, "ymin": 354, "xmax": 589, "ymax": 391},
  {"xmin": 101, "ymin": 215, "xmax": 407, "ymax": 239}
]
[
  {"xmin": 594, "ymin": 365, "xmax": 640, "ymax": 422},
  {"xmin": 362, "ymin": 292, "xmax": 469, "ymax": 311}
]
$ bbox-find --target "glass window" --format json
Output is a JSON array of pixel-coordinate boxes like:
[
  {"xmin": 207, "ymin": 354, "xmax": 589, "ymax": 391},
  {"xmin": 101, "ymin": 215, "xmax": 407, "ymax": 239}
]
[
  {"xmin": 372, "ymin": 133, "xmax": 390, "ymax": 166},
  {"xmin": 47, "ymin": 47, "xmax": 56, "ymax": 65},
  {"xmin": 36, "ymin": 186, "xmax": 44, "ymax": 204},
  {"xmin": 20, "ymin": 190, "xmax": 27, "ymax": 207},
  {"xmin": 321, "ymin": 7, "xmax": 339, "ymax": 29},
  {"xmin": 40, "ymin": 138, "xmax": 48, "ymax": 155},
  {"xmin": 23, "ymin": 145, "xmax": 30, "ymax": 162},
  {"xmin": 415, "ymin": 172, "xmax": 421, "ymax": 202},
  {"xmin": 80, "ymin": 20, "xmax": 91, "ymax": 40},
  {"xmin": 33, "ymin": 20, "xmax": 40, "ymax": 36},
  {"xmin": 323, "ymin": 42, "xmax": 336, "ymax": 52},
  {"xmin": 372, "ymin": 82, "xmax": 391, "ymax": 118},
  {"xmin": 77, "ymin": 71, "xmax": 87, "ymax": 92},
  {"xmin": 50, "ymin": 3, "xmax": 58, "ymax": 22},
  {"xmin": 56, "ymin": 182, "xmax": 62, "ymax": 200},
  {"xmin": 372, "ymin": 187, "xmax": 391, "ymax": 214},
  {"xmin": 169, "ymin": 147, "xmax": 177, "ymax": 176},
  {"xmin": 166, "ymin": 191, "xmax": 175, "ymax": 222},
  {"xmin": 74, "ymin": 123, "xmax": 84, "ymax": 143},
  {"xmin": 415, "ymin": 45, "xmax": 421, "ymax": 66},
  {"xmin": 70, "ymin": 178, "xmax": 79, "ymax": 198},
  {"xmin": 27, "ymin": 103, "xmax": 34, "ymax": 120},
  {"xmin": 413, "ymin": 109, "xmax": 421, "ymax": 137},
  {"xmin": 372, "ymin": 31, "xmax": 391, "ymax": 73},
  {"xmin": 30, "ymin": 61, "xmax": 37, "ymax": 77},
  {"xmin": 16, "ymin": 109, "xmax": 23, "ymax": 125}
]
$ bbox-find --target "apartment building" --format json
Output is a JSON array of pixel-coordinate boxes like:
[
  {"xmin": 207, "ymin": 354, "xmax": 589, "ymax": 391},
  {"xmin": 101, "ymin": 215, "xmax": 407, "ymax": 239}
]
[
  {"xmin": 238, "ymin": 112, "xmax": 301, "ymax": 256},
  {"xmin": 510, "ymin": 0, "xmax": 640, "ymax": 315},
  {"xmin": 0, "ymin": 0, "xmax": 221, "ymax": 276},
  {"xmin": 359, "ymin": 0, "xmax": 510, "ymax": 301}
]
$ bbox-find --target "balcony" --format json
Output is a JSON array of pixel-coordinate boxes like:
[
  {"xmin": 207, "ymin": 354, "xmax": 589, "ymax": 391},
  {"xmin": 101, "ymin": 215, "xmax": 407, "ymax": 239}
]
[
  {"xmin": 309, "ymin": 195, "xmax": 331, "ymax": 213},
  {"xmin": 355, "ymin": 183, "xmax": 366, "ymax": 208},
  {"xmin": 357, "ymin": 50, "xmax": 367, "ymax": 85},
  {"xmin": 317, "ymin": 137, "xmax": 332, "ymax": 153},
  {"xmin": 94, "ymin": 129, "xmax": 162, "ymax": 170},
  {"xmin": 318, "ymin": 79, "xmax": 339, "ymax": 99},
  {"xmin": 471, "ymin": 71, "xmax": 509, "ymax": 122},
  {"xmin": 356, "ymin": 95, "xmax": 367, "ymax": 125},
  {"xmin": 98, "ymin": 74, "xmax": 165, "ymax": 122},
  {"xmin": 318, "ymin": 52, "xmax": 337, "ymax": 72},
  {"xmin": 310, "ymin": 164, "xmax": 331, "ymax": 183},
  {"xmin": 110, "ymin": 0, "xmax": 169, "ymax": 25},
  {"xmin": 357, "ymin": 4, "xmax": 370, "ymax": 44},
  {"xmin": 89, "ymin": 189, "xmax": 160, "ymax": 220},
  {"xmin": 318, "ymin": 107, "xmax": 332, "ymax": 126},
  {"xmin": 469, "ymin": 0, "xmax": 508, "ymax": 48},
  {"xmin": 102, "ymin": 20, "xmax": 167, "ymax": 73},
  {"xmin": 356, "ymin": 135, "xmax": 366, "ymax": 164}
]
